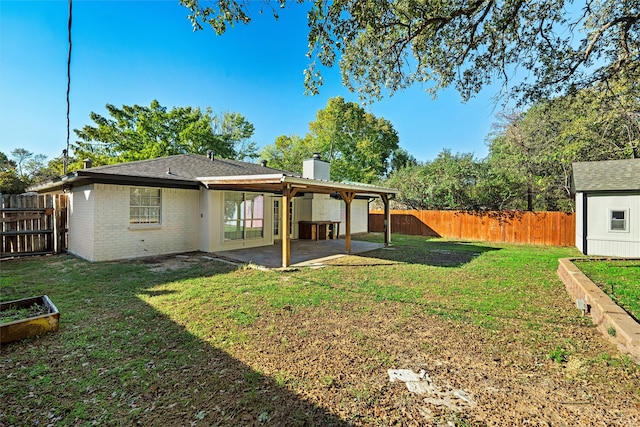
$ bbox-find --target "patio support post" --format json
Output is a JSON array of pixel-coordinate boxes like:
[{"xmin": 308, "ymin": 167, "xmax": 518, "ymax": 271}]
[
  {"xmin": 381, "ymin": 193, "xmax": 391, "ymax": 246},
  {"xmin": 340, "ymin": 191, "xmax": 356, "ymax": 253},
  {"xmin": 281, "ymin": 186, "xmax": 300, "ymax": 267},
  {"xmin": 282, "ymin": 188, "xmax": 291, "ymax": 267}
]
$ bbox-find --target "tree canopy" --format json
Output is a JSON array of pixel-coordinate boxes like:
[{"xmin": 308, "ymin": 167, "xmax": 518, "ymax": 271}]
[
  {"xmin": 384, "ymin": 82, "xmax": 640, "ymax": 212},
  {"xmin": 0, "ymin": 149, "xmax": 54, "ymax": 194},
  {"xmin": 308, "ymin": 97, "xmax": 399, "ymax": 182},
  {"xmin": 485, "ymin": 82, "xmax": 640, "ymax": 211},
  {"xmin": 385, "ymin": 150, "xmax": 487, "ymax": 210},
  {"xmin": 182, "ymin": 0, "xmax": 640, "ymax": 104},
  {"xmin": 260, "ymin": 134, "xmax": 319, "ymax": 175},
  {"xmin": 260, "ymin": 96, "xmax": 400, "ymax": 183},
  {"xmin": 73, "ymin": 100, "xmax": 257, "ymax": 169}
]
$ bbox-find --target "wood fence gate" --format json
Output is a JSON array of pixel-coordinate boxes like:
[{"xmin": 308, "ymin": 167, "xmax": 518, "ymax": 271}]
[{"xmin": 1, "ymin": 194, "xmax": 68, "ymax": 258}]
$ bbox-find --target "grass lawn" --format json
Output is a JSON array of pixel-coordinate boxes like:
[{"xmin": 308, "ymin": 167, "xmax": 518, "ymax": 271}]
[
  {"xmin": 574, "ymin": 259, "xmax": 640, "ymax": 322},
  {"xmin": 1, "ymin": 234, "xmax": 639, "ymax": 426}
]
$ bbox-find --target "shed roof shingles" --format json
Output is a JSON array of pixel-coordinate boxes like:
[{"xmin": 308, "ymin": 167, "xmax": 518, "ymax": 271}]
[{"xmin": 572, "ymin": 159, "xmax": 640, "ymax": 192}]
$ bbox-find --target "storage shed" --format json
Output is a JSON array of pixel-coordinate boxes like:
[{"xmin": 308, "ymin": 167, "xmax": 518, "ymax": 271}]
[{"xmin": 572, "ymin": 159, "xmax": 640, "ymax": 257}]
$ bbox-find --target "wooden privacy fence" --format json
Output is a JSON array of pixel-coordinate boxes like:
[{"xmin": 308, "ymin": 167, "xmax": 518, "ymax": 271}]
[
  {"xmin": 369, "ymin": 210, "xmax": 575, "ymax": 246},
  {"xmin": 1, "ymin": 194, "xmax": 68, "ymax": 258}
]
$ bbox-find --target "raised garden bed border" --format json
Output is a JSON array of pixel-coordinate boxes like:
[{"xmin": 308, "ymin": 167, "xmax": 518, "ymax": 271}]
[
  {"xmin": 558, "ymin": 258, "xmax": 640, "ymax": 364},
  {"xmin": 0, "ymin": 295, "xmax": 60, "ymax": 344}
]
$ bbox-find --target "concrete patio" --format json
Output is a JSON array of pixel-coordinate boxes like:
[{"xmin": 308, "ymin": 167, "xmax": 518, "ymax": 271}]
[{"xmin": 215, "ymin": 238, "xmax": 384, "ymax": 268}]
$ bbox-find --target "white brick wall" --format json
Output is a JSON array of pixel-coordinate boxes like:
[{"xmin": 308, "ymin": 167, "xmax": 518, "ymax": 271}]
[
  {"xmin": 70, "ymin": 184, "xmax": 200, "ymax": 261},
  {"xmin": 311, "ymin": 193, "xmax": 341, "ymax": 222},
  {"xmin": 296, "ymin": 194, "xmax": 369, "ymax": 236},
  {"xmin": 68, "ymin": 185, "xmax": 96, "ymax": 261}
]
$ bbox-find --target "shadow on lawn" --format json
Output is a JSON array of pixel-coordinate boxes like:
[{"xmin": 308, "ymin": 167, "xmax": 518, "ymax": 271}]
[
  {"xmin": 0, "ymin": 255, "xmax": 351, "ymax": 426},
  {"xmin": 350, "ymin": 238, "xmax": 501, "ymax": 268}
]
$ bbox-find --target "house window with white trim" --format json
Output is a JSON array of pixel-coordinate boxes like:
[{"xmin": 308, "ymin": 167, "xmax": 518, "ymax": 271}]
[
  {"xmin": 273, "ymin": 199, "xmax": 293, "ymax": 238},
  {"xmin": 224, "ymin": 192, "xmax": 264, "ymax": 240},
  {"xmin": 610, "ymin": 209, "xmax": 628, "ymax": 232},
  {"xmin": 273, "ymin": 200, "xmax": 280, "ymax": 237},
  {"xmin": 130, "ymin": 187, "xmax": 161, "ymax": 224}
]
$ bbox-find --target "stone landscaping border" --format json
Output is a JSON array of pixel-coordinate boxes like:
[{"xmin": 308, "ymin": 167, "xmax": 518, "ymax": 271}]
[{"xmin": 557, "ymin": 258, "xmax": 640, "ymax": 363}]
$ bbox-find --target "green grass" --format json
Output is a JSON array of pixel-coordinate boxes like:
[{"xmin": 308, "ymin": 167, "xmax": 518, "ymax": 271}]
[
  {"xmin": 313, "ymin": 235, "xmax": 579, "ymax": 329},
  {"xmin": 0, "ymin": 301, "xmax": 48, "ymax": 324},
  {"xmin": 1, "ymin": 235, "xmax": 638, "ymax": 425},
  {"xmin": 575, "ymin": 259, "xmax": 640, "ymax": 321}
]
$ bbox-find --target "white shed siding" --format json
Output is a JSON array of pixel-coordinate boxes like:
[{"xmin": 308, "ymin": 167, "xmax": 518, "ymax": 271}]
[
  {"xmin": 68, "ymin": 184, "xmax": 96, "ymax": 261},
  {"xmin": 587, "ymin": 239, "xmax": 640, "ymax": 257},
  {"xmin": 586, "ymin": 193, "xmax": 640, "ymax": 257},
  {"xmin": 87, "ymin": 184, "xmax": 200, "ymax": 262},
  {"xmin": 575, "ymin": 192, "xmax": 584, "ymax": 253}
]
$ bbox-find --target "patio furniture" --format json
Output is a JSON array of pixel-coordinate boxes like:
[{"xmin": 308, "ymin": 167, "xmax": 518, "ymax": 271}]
[{"xmin": 298, "ymin": 221, "xmax": 340, "ymax": 241}]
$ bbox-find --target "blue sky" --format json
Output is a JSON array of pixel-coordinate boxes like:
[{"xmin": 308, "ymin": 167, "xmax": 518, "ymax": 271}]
[{"xmin": 1, "ymin": 0, "xmax": 505, "ymax": 164}]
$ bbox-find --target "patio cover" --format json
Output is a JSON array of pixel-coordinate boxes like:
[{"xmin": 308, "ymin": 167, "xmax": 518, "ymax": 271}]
[{"xmin": 198, "ymin": 173, "xmax": 398, "ymax": 267}]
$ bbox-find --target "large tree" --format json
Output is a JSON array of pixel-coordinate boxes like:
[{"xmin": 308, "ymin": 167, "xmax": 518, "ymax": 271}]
[
  {"xmin": 0, "ymin": 151, "xmax": 22, "ymax": 194},
  {"xmin": 308, "ymin": 97, "xmax": 399, "ymax": 183},
  {"xmin": 0, "ymin": 149, "xmax": 53, "ymax": 194},
  {"xmin": 260, "ymin": 97, "xmax": 400, "ymax": 183},
  {"xmin": 385, "ymin": 150, "xmax": 497, "ymax": 210},
  {"xmin": 260, "ymin": 134, "xmax": 320, "ymax": 175},
  {"xmin": 486, "ymin": 83, "xmax": 640, "ymax": 212},
  {"xmin": 73, "ymin": 100, "xmax": 257, "ymax": 168},
  {"xmin": 181, "ymin": 0, "xmax": 640, "ymax": 104}
]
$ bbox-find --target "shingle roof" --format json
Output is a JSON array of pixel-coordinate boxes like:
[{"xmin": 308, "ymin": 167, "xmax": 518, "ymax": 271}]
[
  {"xmin": 29, "ymin": 154, "xmax": 398, "ymax": 196},
  {"xmin": 27, "ymin": 154, "xmax": 299, "ymax": 192},
  {"xmin": 572, "ymin": 159, "xmax": 640, "ymax": 192},
  {"xmin": 82, "ymin": 154, "xmax": 298, "ymax": 181}
]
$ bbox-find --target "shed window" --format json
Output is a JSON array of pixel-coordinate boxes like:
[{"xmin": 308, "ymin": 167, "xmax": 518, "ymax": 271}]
[
  {"xmin": 130, "ymin": 187, "xmax": 161, "ymax": 224},
  {"xmin": 610, "ymin": 210, "xmax": 628, "ymax": 232}
]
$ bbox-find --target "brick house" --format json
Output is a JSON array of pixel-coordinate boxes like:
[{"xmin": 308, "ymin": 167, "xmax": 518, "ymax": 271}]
[{"xmin": 29, "ymin": 154, "xmax": 396, "ymax": 266}]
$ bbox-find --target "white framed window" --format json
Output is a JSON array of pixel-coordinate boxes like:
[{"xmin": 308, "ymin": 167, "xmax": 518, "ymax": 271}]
[
  {"xmin": 609, "ymin": 209, "xmax": 629, "ymax": 232},
  {"xmin": 224, "ymin": 192, "xmax": 264, "ymax": 240},
  {"xmin": 130, "ymin": 187, "xmax": 161, "ymax": 224},
  {"xmin": 273, "ymin": 199, "xmax": 294, "ymax": 238},
  {"xmin": 273, "ymin": 200, "xmax": 280, "ymax": 237}
]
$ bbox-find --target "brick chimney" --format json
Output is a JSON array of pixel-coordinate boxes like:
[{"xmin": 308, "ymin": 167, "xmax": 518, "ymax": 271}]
[{"xmin": 302, "ymin": 153, "xmax": 330, "ymax": 181}]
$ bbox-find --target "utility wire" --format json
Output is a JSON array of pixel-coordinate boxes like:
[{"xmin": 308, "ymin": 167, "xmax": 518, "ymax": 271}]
[{"xmin": 65, "ymin": 0, "xmax": 72, "ymax": 174}]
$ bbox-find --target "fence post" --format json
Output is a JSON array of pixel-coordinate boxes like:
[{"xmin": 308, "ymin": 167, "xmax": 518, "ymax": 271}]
[{"xmin": 54, "ymin": 195, "xmax": 61, "ymax": 254}]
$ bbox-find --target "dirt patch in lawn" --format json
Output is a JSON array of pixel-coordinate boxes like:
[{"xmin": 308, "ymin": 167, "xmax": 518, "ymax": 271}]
[
  {"xmin": 133, "ymin": 253, "xmax": 235, "ymax": 272},
  {"xmin": 234, "ymin": 303, "xmax": 639, "ymax": 425}
]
